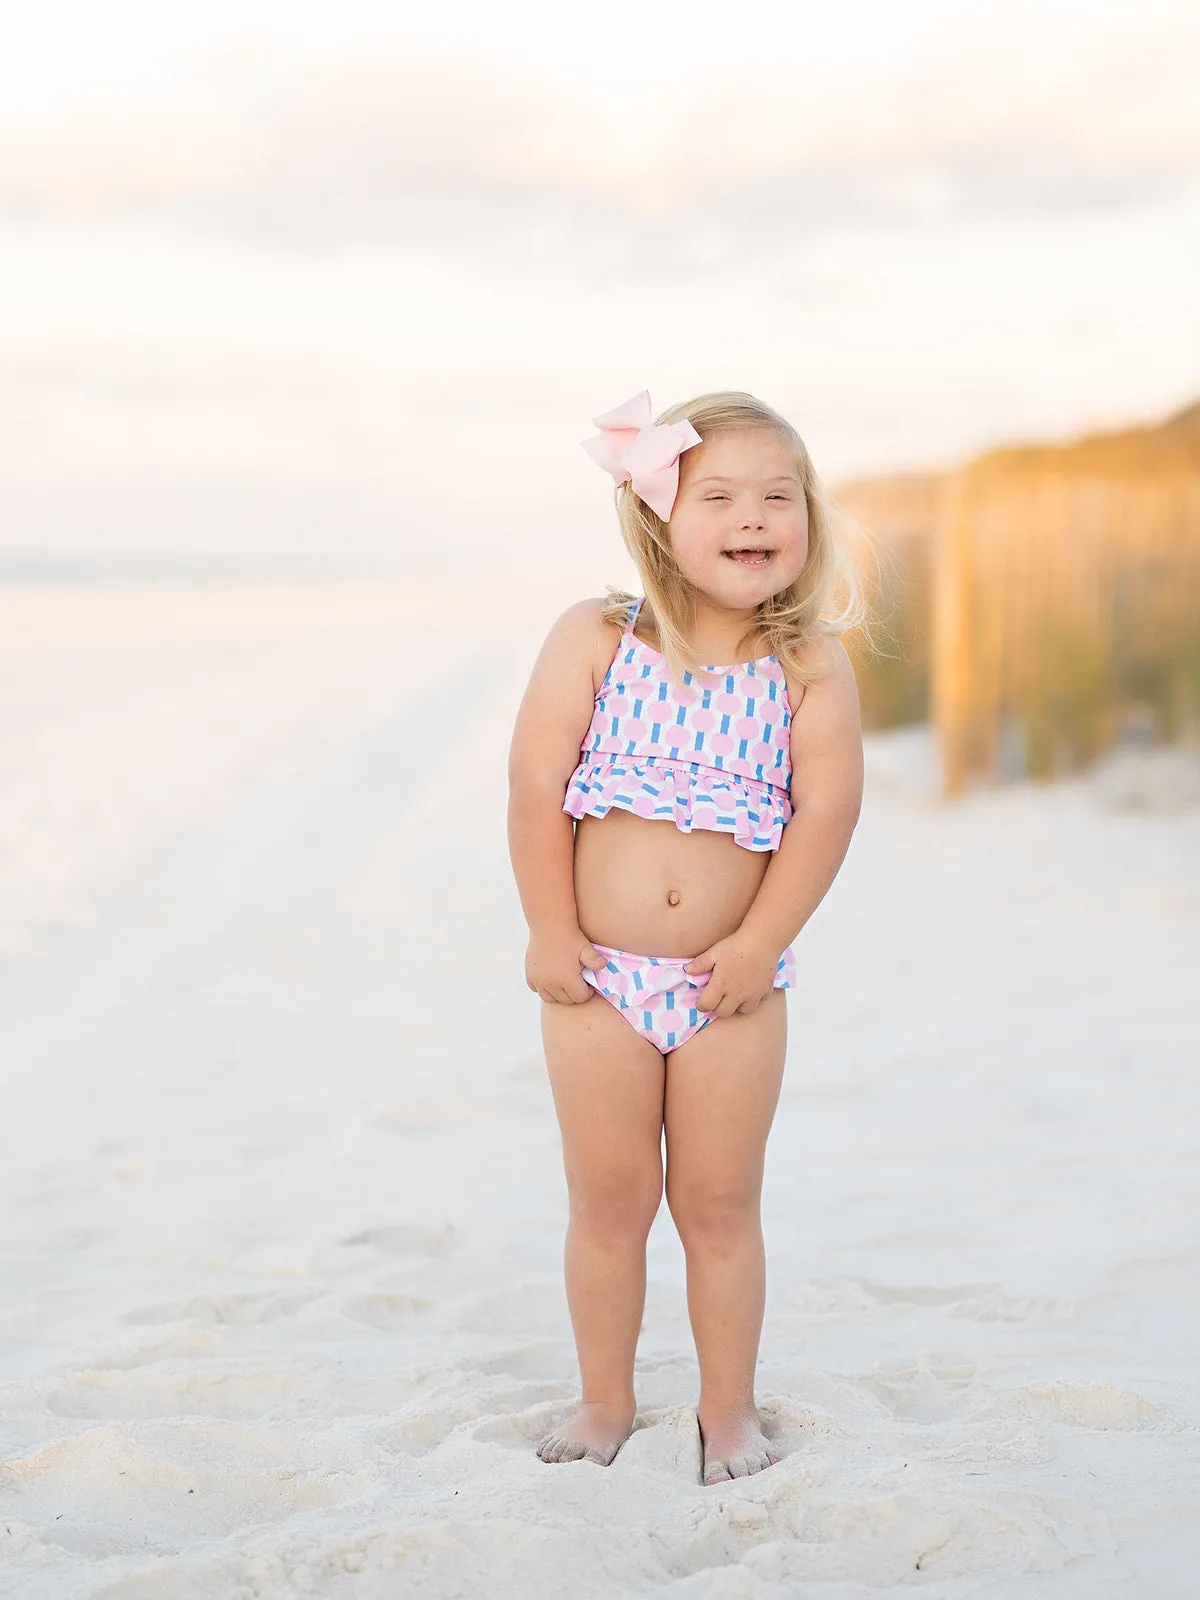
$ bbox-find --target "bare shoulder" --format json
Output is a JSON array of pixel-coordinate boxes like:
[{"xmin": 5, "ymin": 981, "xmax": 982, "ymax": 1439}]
[
  {"xmin": 549, "ymin": 594, "xmax": 607, "ymax": 637},
  {"xmin": 784, "ymin": 632, "xmax": 859, "ymax": 718},
  {"xmin": 538, "ymin": 596, "xmax": 623, "ymax": 690},
  {"xmin": 784, "ymin": 632, "xmax": 863, "ymax": 812}
]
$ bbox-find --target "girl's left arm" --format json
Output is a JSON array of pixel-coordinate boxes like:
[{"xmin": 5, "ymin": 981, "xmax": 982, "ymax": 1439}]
[{"xmin": 685, "ymin": 636, "xmax": 863, "ymax": 1014}]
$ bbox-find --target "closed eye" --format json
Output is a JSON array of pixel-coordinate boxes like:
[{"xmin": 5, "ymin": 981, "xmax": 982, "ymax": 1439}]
[{"xmin": 705, "ymin": 493, "xmax": 791, "ymax": 501}]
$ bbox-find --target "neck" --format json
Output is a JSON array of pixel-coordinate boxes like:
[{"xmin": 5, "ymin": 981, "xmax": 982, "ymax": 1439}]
[
  {"xmin": 684, "ymin": 591, "xmax": 762, "ymax": 661},
  {"xmin": 691, "ymin": 593, "xmax": 759, "ymax": 630}
]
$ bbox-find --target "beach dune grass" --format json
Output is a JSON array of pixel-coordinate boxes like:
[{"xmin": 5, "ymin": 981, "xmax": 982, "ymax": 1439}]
[{"xmin": 838, "ymin": 398, "xmax": 1200, "ymax": 791}]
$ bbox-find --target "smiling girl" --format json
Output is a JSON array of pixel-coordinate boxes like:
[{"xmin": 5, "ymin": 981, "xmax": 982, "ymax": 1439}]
[{"xmin": 507, "ymin": 390, "xmax": 865, "ymax": 1484}]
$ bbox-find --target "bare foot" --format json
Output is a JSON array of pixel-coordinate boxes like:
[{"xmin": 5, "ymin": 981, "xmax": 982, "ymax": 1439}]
[
  {"xmin": 698, "ymin": 1405, "xmax": 782, "ymax": 1485},
  {"xmin": 536, "ymin": 1400, "xmax": 636, "ymax": 1466}
]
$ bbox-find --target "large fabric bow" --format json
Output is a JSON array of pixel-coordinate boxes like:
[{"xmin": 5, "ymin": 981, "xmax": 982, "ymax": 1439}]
[{"xmin": 580, "ymin": 390, "xmax": 702, "ymax": 521}]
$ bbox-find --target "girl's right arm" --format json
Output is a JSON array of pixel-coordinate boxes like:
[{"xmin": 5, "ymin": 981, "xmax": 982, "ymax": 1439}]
[{"xmin": 507, "ymin": 599, "xmax": 609, "ymax": 1005}]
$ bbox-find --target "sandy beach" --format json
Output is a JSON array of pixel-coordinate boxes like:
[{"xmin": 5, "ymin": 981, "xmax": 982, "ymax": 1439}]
[{"xmin": 2, "ymin": 574, "xmax": 1198, "ymax": 1598}]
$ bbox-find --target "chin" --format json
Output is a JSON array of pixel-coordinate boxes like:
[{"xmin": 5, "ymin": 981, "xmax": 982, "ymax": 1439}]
[{"xmin": 706, "ymin": 583, "xmax": 774, "ymax": 611}]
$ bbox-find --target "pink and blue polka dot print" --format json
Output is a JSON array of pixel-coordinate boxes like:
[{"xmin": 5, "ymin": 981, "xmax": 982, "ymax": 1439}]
[
  {"xmin": 563, "ymin": 597, "xmax": 795, "ymax": 852},
  {"xmin": 582, "ymin": 940, "xmax": 798, "ymax": 1053}
]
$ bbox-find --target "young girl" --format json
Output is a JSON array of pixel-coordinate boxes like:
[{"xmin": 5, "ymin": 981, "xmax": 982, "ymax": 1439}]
[{"xmin": 507, "ymin": 389, "xmax": 864, "ymax": 1485}]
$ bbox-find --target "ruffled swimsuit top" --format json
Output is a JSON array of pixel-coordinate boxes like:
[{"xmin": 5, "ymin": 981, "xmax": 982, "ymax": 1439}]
[{"xmin": 563, "ymin": 596, "xmax": 794, "ymax": 852}]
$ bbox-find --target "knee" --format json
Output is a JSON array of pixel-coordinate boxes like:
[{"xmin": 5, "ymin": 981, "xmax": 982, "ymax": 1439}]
[
  {"xmin": 665, "ymin": 1176, "xmax": 761, "ymax": 1250},
  {"xmin": 567, "ymin": 1165, "xmax": 662, "ymax": 1243}
]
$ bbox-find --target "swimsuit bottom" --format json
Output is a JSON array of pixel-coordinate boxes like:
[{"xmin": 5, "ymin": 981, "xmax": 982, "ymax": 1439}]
[{"xmin": 581, "ymin": 940, "xmax": 797, "ymax": 1054}]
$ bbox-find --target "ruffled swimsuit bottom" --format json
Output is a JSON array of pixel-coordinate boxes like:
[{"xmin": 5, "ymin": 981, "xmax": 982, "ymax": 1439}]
[{"xmin": 582, "ymin": 940, "xmax": 797, "ymax": 1054}]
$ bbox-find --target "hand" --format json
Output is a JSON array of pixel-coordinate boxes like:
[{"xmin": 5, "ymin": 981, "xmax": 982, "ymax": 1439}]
[
  {"xmin": 684, "ymin": 932, "xmax": 779, "ymax": 1019},
  {"xmin": 525, "ymin": 927, "xmax": 607, "ymax": 1005}
]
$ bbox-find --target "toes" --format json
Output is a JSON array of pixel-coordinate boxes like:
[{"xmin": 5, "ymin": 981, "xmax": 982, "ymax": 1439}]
[
  {"xmin": 764, "ymin": 1441, "xmax": 783, "ymax": 1467},
  {"xmin": 559, "ymin": 1438, "xmax": 589, "ymax": 1462},
  {"xmin": 727, "ymin": 1454, "xmax": 751, "ymax": 1479},
  {"xmin": 583, "ymin": 1443, "xmax": 616, "ymax": 1466},
  {"xmin": 704, "ymin": 1460, "xmax": 733, "ymax": 1485}
]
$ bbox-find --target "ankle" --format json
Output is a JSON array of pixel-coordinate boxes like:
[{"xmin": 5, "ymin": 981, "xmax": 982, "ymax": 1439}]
[
  {"xmin": 579, "ymin": 1393, "xmax": 637, "ymax": 1417},
  {"xmin": 698, "ymin": 1396, "xmax": 759, "ymax": 1427}
]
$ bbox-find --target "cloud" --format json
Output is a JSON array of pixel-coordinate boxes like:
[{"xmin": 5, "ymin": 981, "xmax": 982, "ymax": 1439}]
[{"xmin": 0, "ymin": 10, "xmax": 1197, "ymax": 276}]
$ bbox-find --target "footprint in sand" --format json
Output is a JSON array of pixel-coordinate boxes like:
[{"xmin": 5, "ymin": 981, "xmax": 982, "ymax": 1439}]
[
  {"xmin": 951, "ymin": 1290, "xmax": 1077, "ymax": 1323},
  {"xmin": 96, "ymin": 1331, "xmax": 222, "ymax": 1369},
  {"xmin": 995, "ymin": 1380, "xmax": 1170, "ymax": 1431},
  {"xmin": 339, "ymin": 1293, "xmax": 432, "ymax": 1330},
  {"xmin": 383, "ymin": 1398, "xmax": 494, "ymax": 1456},
  {"xmin": 340, "ymin": 1224, "xmax": 458, "ymax": 1256},
  {"xmin": 724, "ymin": 1491, "xmax": 1105, "ymax": 1587},
  {"xmin": 124, "ymin": 1291, "xmax": 321, "ymax": 1327},
  {"xmin": 45, "ymin": 1368, "xmax": 302, "ymax": 1421},
  {"xmin": 858, "ymin": 1355, "xmax": 979, "ymax": 1422},
  {"xmin": 474, "ymin": 1344, "xmax": 569, "ymax": 1381},
  {"xmin": 854, "ymin": 1278, "xmax": 994, "ymax": 1308},
  {"xmin": 0, "ymin": 1422, "xmax": 372, "ymax": 1550},
  {"xmin": 848, "ymin": 1276, "xmax": 1075, "ymax": 1325}
]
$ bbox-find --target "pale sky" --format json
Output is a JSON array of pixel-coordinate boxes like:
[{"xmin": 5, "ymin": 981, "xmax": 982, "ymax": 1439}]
[
  {"xmin": 0, "ymin": 0, "xmax": 1119, "ymax": 118},
  {"xmin": 2, "ymin": 0, "xmax": 1197, "ymax": 568}
]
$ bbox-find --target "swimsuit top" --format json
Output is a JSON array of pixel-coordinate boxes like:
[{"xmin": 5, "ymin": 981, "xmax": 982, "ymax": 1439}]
[{"xmin": 562, "ymin": 596, "xmax": 794, "ymax": 853}]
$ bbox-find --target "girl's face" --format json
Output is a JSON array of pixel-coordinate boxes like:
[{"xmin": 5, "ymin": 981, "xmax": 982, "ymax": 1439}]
[{"xmin": 667, "ymin": 426, "xmax": 809, "ymax": 611}]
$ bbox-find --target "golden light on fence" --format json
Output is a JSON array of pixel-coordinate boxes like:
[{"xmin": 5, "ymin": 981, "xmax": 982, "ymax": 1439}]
[{"xmin": 839, "ymin": 399, "xmax": 1200, "ymax": 796}]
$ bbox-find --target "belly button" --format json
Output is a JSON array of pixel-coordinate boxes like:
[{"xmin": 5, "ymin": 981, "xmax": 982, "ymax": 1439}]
[{"xmin": 666, "ymin": 890, "xmax": 681, "ymax": 907}]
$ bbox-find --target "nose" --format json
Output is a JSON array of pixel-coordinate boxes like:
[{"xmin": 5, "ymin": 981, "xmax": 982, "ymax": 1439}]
[{"xmin": 739, "ymin": 498, "xmax": 767, "ymax": 531}]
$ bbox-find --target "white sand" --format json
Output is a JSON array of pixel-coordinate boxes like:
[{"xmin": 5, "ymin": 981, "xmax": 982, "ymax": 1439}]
[{"xmin": 1, "ymin": 575, "xmax": 1198, "ymax": 1599}]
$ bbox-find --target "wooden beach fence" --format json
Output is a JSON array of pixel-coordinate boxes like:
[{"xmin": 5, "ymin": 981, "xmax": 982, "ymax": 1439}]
[{"xmin": 838, "ymin": 400, "xmax": 1200, "ymax": 796}]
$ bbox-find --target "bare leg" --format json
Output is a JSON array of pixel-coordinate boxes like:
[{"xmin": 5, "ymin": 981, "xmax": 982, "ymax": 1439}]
[
  {"xmin": 664, "ymin": 990, "xmax": 787, "ymax": 1484},
  {"xmin": 538, "ymin": 991, "xmax": 665, "ymax": 1465}
]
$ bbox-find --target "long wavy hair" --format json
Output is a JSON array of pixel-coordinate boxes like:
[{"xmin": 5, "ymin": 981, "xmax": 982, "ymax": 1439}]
[{"xmin": 600, "ymin": 390, "xmax": 868, "ymax": 688}]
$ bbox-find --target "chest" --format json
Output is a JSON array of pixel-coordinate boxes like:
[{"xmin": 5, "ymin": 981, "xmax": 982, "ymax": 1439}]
[{"xmin": 584, "ymin": 643, "xmax": 792, "ymax": 784}]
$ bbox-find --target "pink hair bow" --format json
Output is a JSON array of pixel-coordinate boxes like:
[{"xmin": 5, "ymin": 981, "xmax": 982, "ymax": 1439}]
[{"xmin": 580, "ymin": 390, "xmax": 702, "ymax": 521}]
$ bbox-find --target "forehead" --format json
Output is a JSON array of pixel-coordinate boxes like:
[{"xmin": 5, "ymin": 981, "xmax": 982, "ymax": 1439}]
[{"xmin": 681, "ymin": 426, "xmax": 800, "ymax": 482}]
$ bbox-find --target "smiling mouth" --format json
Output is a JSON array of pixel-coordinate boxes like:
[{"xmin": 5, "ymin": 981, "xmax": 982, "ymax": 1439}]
[{"xmin": 723, "ymin": 548, "xmax": 773, "ymax": 567}]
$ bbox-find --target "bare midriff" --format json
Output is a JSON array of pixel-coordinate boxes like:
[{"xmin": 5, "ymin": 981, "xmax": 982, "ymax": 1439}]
[{"xmin": 572, "ymin": 808, "xmax": 770, "ymax": 958}]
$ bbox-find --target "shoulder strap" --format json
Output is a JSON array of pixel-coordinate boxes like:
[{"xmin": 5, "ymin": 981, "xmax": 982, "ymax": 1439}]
[{"xmin": 621, "ymin": 595, "xmax": 644, "ymax": 643}]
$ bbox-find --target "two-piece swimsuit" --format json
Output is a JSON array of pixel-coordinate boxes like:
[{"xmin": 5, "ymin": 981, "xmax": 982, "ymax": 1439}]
[{"xmin": 562, "ymin": 595, "xmax": 798, "ymax": 1053}]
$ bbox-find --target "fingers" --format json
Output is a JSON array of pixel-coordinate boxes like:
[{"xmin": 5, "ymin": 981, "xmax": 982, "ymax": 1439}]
[
  {"xmin": 702, "ymin": 989, "xmax": 770, "ymax": 1019},
  {"xmin": 734, "ymin": 987, "xmax": 774, "ymax": 1015},
  {"xmin": 696, "ymin": 987, "xmax": 732, "ymax": 1017},
  {"xmin": 535, "ymin": 978, "xmax": 597, "ymax": 1005}
]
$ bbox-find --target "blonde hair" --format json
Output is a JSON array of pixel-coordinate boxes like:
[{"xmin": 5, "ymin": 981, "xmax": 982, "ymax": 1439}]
[{"xmin": 599, "ymin": 390, "xmax": 868, "ymax": 688}]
